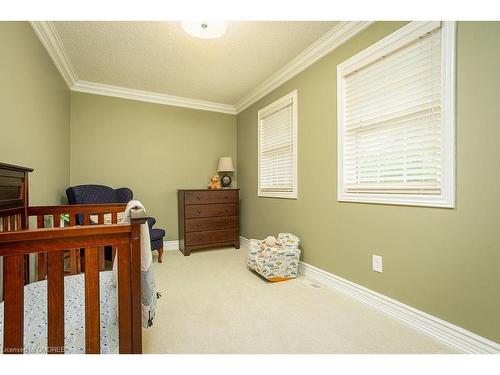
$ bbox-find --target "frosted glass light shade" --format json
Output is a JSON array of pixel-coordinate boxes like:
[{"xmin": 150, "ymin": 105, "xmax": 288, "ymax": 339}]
[
  {"xmin": 181, "ymin": 21, "xmax": 227, "ymax": 39},
  {"xmin": 217, "ymin": 157, "xmax": 234, "ymax": 172}
]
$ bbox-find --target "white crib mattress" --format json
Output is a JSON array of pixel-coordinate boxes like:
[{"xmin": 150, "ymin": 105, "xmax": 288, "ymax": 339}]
[{"xmin": 0, "ymin": 271, "xmax": 118, "ymax": 354}]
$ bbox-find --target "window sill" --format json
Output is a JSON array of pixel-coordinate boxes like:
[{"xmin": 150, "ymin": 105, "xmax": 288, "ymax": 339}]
[
  {"xmin": 338, "ymin": 193, "xmax": 455, "ymax": 208},
  {"xmin": 258, "ymin": 191, "xmax": 298, "ymax": 199}
]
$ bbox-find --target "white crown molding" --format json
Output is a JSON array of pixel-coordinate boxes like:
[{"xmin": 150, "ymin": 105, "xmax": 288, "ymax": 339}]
[
  {"xmin": 72, "ymin": 80, "xmax": 237, "ymax": 114},
  {"xmin": 30, "ymin": 21, "xmax": 78, "ymax": 87},
  {"xmin": 31, "ymin": 21, "xmax": 373, "ymax": 115},
  {"xmin": 30, "ymin": 21, "xmax": 236, "ymax": 114},
  {"xmin": 234, "ymin": 21, "xmax": 374, "ymax": 114},
  {"xmin": 239, "ymin": 236, "xmax": 500, "ymax": 353}
]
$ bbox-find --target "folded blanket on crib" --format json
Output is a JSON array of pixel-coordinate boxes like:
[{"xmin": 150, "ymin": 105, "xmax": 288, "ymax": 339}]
[{"xmin": 112, "ymin": 200, "xmax": 159, "ymax": 328}]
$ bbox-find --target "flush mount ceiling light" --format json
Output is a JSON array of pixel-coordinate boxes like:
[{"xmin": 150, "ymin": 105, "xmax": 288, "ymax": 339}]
[{"xmin": 181, "ymin": 21, "xmax": 227, "ymax": 39}]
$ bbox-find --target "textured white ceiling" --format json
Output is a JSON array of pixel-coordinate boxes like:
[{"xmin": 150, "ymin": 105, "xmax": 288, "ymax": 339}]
[{"xmin": 53, "ymin": 21, "xmax": 338, "ymax": 104}]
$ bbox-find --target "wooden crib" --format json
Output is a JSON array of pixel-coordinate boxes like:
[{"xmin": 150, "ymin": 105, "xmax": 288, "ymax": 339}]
[{"xmin": 0, "ymin": 162, "xmax": 145, "ymax": 354}]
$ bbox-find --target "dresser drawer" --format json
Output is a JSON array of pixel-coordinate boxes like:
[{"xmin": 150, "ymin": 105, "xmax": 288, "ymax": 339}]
[
  {"xmin": 185, "ymin": 190, "xmax": 238, "ymax": 205},
  {"xmin": 185, "ymin": 229, "xmax": 238, "ymax": 246},
  {"xmin": 185, "ymin": 203, "xmax": 238, "ymax": 218},
  {"xmin": 185, "ymin": 216, "xmax": 238, "ymax": 232}
]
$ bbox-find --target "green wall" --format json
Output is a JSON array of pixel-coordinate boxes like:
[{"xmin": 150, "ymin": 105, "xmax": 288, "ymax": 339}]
[
  {"xmin": 0, "ymin": 22, "xmax": 71, "ymax": 204},
  {"xmin": 237, "ymin": 21, "xmax": 500, "ymax": 343},
  {"xmin": 0, "ymin": 21, "xmax": 70, "ymax": 297},
  {"xmin": 70, "ymin": 92, "xmax": 237, "ymax": 240},
  {"xmin": 2, "ymin": 20, "xmax": 499, "ymax": 344}
]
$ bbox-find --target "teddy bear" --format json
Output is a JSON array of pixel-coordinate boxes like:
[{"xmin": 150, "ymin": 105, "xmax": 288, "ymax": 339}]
[
  {"xmin": 208, "ymin": 174, "xmax": 222, "ymax": 190},
  {"xmin": 259, "ymin": 235, "xmax": 281, "ymax": 250}
]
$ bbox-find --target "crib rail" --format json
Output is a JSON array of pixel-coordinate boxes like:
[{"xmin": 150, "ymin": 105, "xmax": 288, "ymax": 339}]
[
  {"xmin": 28, "ymin": 204, "xmax": 127, "ymax": 279},
  {"xmin": 0, "ymin": 208, "xmax": 29, "ymax": 285},
  {"xmin": 0, "ymin": 214, "xmax": 145, "ymax": 354}
]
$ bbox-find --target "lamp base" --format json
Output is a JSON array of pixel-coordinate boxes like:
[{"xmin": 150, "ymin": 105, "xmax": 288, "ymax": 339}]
[{"xmin": 220, "ymin": 174, "xmax": 232, "ymax": 188}]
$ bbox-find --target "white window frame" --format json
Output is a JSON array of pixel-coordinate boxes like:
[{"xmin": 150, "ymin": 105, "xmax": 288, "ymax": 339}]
[
  {"xmin": 258, "ymin": 90, "xmax": 298, "ymax": 199},
  {"xmin": 337, "ymin": 21, "xmax": 456, "ymax": 208}
]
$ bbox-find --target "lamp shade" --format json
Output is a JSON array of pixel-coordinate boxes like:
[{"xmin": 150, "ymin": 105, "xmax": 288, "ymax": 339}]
[{"xmin": 217, "ymin": 157, "xmax": 234, "ymax": 172}]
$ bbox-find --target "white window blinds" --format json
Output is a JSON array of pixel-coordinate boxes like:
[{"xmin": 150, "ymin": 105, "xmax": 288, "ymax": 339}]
[
  {"xmin": 258, "ymin": 91, "xmax": 298, "ymax": 198},
  {"xmin": 337, "ymin": 22, "xmax": 455, "ymax": 207}
]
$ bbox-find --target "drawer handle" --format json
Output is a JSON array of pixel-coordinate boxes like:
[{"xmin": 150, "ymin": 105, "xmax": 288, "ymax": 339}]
[
  {"xmin": 197, "ymin": 210, "xmax": 201, "ymax": 214},
  {"xmin": 197, "ymin": 196, "xmax": 201, "ymax": 199},
  {"xmin": 225, "ymin": 221, "xmax": 229, "ymax": 224},
  {"xmin": 197, "ymin": 223, "xmax": 201, "ymax": 226}
]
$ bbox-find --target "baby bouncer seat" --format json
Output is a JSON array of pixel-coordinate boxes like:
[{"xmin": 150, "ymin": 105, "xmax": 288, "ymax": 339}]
[{"xmin": 247, "ymin": 233, "xmax": 300, "ymax": 281}]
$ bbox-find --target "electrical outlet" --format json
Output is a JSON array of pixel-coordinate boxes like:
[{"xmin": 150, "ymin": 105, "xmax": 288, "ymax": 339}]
[{"xmin": 372, "ymin": 255, "xmax": 383, "ymax": 273}]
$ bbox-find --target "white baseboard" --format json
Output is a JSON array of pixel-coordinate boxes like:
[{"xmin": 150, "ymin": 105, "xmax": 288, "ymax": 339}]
[
  {"xmin": 239, "ymin": 236, "xmax": 499, "ymax": 354},
  {"xmin": 239, "ymin": 236, "xmax": 250, "ymax": 249},
  {"xmin": 163, "ymin": 240, "xmax": 179, "ymax": 251}
]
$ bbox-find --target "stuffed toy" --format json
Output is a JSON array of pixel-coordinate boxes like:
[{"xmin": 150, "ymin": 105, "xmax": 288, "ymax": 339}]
[
  {"xmin": 259, "ymin": 235, "xmax": 281, "ymax": 250},
  {"xmin": 208, "ymin": 174, "xmax": 222, "ymax": 189}
]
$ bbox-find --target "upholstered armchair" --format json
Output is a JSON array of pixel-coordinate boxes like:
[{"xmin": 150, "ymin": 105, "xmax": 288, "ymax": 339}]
[
  {"xmin": 247, "ymin": 233, "xmax": 300, "ymax": 282},
  {"xmin": 66, "ymin": 184, "xmax": 133, "ymax": 208},
  {"xmin": 66, "ymin": 184, "xmax": 166, "ymax": 263}
]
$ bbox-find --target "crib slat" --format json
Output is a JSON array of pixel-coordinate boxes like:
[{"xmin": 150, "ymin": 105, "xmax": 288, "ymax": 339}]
[
  {"xmin": 84, "ymin": 247, "xmax": 100, "ymax": 354},
  {"xmin": 67, "ymin": 215, "xmax": 79, "ymax": 274},
  {"xmin": 51, "ymin": 214, "xmax": 61, "ymax": 279},
  {"xmin": 81, "ymin": 213, "xmax": 91, "ymax": 273},
  {"xmin": 37, "ymin": 215, "xmax": 47, "ymax": 281},
  {"xmin": 10, "ymin": 215, "xmax": 16, "ymax": 231},
  {"xmin": 97, "ymin": 213, "xmax": 105, "ymax": 271},
  {"xmin": 53, "ymin": 214, "xmax": 60, "ymax": 228},
  {"xmin": 47, "ymin": 251, "xmax": 65, "ymax": 354},
  {"xmin": 117, "ymin": 243, "xmax": 132, "ymax": 353},
  {"xmin": 38, "ymin": 255, "xmax": 47, "ymax": 280},
  {"xmin": 16, "ymin": 214, "xmax": 21, "ymax": 230},
  {"xmin": 3, "ymin": 255, "xmax": 24, "ymax": 354},
  {"xmin": 69, "ymin": 250, "xmax": 79, "ymax": 274},
  {"xmin": 111, "ymin": 213, "xmax": 118, "ymax": 265},
  {"xmin": 77, "ymin": 250, "xmax": 82, "ymax": 273},
  {"xmin": 2, "ymin": 216, "xmax": 9, "ymax": 231},
  {"xmin": 130, "ymin": 224, "xmax": 142, "ymax": 353},
  {"xmin": 37, "ymin": 215, "xmax": 44, "ymax": 229}
]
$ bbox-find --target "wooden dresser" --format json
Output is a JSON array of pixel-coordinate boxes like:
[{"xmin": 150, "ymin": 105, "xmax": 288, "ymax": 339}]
[{"xmin": 178, "ymin": 189, "xmax": 240, "ymax": 256}]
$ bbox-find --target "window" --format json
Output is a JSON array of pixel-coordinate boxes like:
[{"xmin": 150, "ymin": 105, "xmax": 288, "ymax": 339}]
[
  {"xmin": 258, "ymin": 90, "xmax": 298, "ymax": 199},
  {"xmin": 337, "ymin": 21, "xmax": 455, "ymax": 207}
]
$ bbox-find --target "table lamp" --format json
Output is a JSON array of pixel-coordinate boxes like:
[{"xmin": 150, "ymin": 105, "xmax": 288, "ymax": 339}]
[{"xmin": 217, "ymin": 157, "xmax": 234, "ymax": 188}]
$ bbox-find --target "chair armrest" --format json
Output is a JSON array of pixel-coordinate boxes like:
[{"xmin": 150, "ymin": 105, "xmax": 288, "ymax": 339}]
[{"xmin": 147, "ymin": 217, "xmax": 156, "ymax": 230}]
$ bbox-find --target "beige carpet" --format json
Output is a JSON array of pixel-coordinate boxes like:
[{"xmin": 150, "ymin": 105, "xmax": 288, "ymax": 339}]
[{"xmin": 143, "ymin": 247, "xmax": 456, "ymax": 354}]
